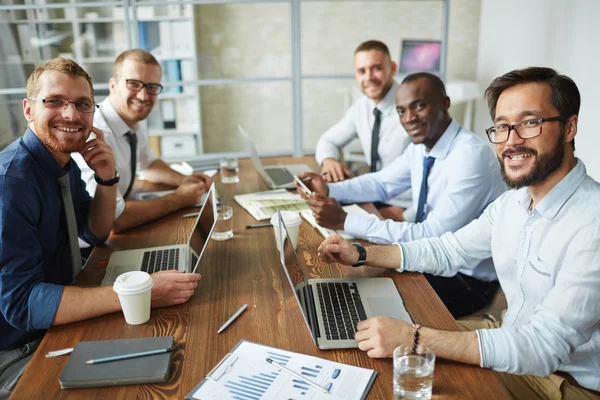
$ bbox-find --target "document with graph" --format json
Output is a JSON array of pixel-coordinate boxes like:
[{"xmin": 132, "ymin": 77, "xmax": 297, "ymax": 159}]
[
  {"xmin": 234, "ymin": 189, "xmax": 309, "ymax": 221},
  {"xmin": 186, "ymin": 340, "xmax": 376, "ymax": 400}
]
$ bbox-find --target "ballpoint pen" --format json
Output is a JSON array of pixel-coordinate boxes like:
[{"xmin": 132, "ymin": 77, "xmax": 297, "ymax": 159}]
[
  {"xmin": 183, "ymin": 212, "xmax": 200, "ymax": 218},
  {"xmin": 246, "ymin": 223, "xmax": 272, "ymax": 229},
  {"xmin": 86, "ymin": 348, "xmax": 172, "ymax": 365},
  {"xmin": 217, "ymin": 304, "xmax": 248, "ymax": 333},
  {"xmin": 266, "ymin": 358, "xmax": 329, "ymax": 394}
]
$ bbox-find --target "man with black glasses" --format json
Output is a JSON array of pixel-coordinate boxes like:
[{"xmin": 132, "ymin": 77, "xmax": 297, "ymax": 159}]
[
  {"xmin": 317, "ymin": 67, "xmax": 600, "ymax": 399},
  {"xmin": 73, "ymin": 49, "xmax": 211, "ymax": 234}
]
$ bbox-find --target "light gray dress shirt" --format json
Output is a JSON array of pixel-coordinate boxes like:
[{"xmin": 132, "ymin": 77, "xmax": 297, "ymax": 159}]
[
  {"xmin": 399, "ymin": 159, "xmax": 600, "ymax": 391},
  {"xmin": 329, "ymin": 119, "xmax": 505, "ymax": 281},
  {"xmin": 73, "ymin": 97, "xmax": 156, "ymax": 220}
]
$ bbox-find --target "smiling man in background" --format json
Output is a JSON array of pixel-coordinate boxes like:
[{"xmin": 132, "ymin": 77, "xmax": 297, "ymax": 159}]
[
  {"xmin": 73, "ymin": 49, "xmax": 211, "ymax": 235},
  {"xmin": 314, "ymin": 40, "xmax": 412, "ymax": 219}
]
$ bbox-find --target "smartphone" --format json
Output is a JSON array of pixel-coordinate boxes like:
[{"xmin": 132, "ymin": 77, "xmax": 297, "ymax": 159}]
[{"xmin": 293, "ymin": 175, "xmax": 312, "ymax": 195}]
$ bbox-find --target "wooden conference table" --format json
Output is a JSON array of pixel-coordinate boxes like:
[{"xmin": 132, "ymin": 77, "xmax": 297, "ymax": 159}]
[{"xmin": 13, "ymin": 156, "xmax": 509, "ymax": 399}]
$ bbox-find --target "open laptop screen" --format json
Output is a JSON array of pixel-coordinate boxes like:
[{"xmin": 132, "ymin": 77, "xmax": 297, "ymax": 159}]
[
  {"xmin": 277, "ymin": 211, "xmax": 318, "ymax": 343},
  {"xmin": 399, "ymin": 39, "xmax": 441, "ymax": 73},
  {"xmin": 189, "ymin": 183, "xmax": 218, "ymax": 270}
]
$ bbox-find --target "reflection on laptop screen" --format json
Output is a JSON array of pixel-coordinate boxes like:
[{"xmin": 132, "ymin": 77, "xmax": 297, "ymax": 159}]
[
  {"xmin": 399, "ymin": 40, "xmax": 441, "ymax": 73},
  {"xmin": 277, "ymin": 212, "xmax": 318, "ymax": 342},
  {"xmin": 189, "ymin": 184, "xmax": 217, "ymax": 263}
]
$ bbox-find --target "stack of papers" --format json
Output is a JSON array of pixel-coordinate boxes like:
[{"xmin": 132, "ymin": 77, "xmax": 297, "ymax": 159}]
[
  {"xmin": 301, "ymin": 204, "xmax": 377, "ymax": 240},
  {"xmin": 234, "ymin": 189, "xmax": 309, "ymax": 221}
]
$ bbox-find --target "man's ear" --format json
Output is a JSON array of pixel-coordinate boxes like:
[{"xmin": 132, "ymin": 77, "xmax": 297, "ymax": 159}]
[
  {"xmin": 23, "ymin": 98, "xmax": 33, "ymax": 122},
  {"xmin": 564, "ymin": 114, "xmax": 578, "ymax": 143},
  {"xmin": 442, "ymin": 96, "xmax": 451, "ymax": 111},
  {"xmin": 109, "ymin": 76, "xmax": 117, "ymax": 94},
  {"xmin": 390, "ymin": 61, "xmax": 398, "ymax": 76}
]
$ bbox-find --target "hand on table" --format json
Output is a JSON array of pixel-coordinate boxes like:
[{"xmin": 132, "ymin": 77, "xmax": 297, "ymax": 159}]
[
  {"xmin": 181, "ymin": 172, "xmax": 212, "ymax": 187},
  {"xmin": 355, "ymin": 317, "xmax": 412, "ymax": 358},
  {"xmin": 308, "ymin": 193, "xmax": 347, "ymax": 230},
  {"xmin": 174, "ymin": 182, "xmax": 206, "ymax": 208},
  {"xmin": 320, "ymin": 158, "xmax": 352, "ymax": 183},
  {"xmin": 150, "ymin": 270, "xmax": 201, "ymax": 307}
]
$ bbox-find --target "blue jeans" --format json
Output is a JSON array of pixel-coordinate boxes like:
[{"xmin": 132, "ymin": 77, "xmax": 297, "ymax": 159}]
[{"xmin": 0, "ymin": 338, "xmax": 41, "ymax": 399}]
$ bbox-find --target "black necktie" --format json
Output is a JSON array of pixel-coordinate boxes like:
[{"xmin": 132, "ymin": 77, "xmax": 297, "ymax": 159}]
[
  {"xmin": 370, "ymin": 108, "xmax": 382, "ymax": 173},
  {"xmin": 123, "ymin": 131, "xmax": 137, "ymax": 199},
  {"xmin": 58, "ymin": 173, "xmax": 82, "ymax": 279},
  {"xmin": 415, "ymin": 156, "xmax": 436, "ymax": 223}
]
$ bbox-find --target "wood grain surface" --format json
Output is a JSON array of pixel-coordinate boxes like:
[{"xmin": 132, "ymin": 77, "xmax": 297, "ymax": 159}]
[{"xmin": 12, "ymin": 156, "xmax": 509, "ymax": 399}]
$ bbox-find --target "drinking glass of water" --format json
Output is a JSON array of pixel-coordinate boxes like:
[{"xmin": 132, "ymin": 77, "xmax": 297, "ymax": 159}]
[
  {"xmin": 393, "ymin": 345, "xmax": 435, "ymax": 400},
  {"xmin": 213, "ymin": 205, "xmax": 233, "ymax": 241},
  {"xmin": 220, "ymin": 157, "xmax": 239, "ymax": 184}
]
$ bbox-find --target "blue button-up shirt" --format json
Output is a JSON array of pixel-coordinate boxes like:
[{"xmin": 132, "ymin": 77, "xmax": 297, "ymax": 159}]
[
  {"xmin": 329, "ymin": 119, "xmax": 506, "ymax": 281},
  {"xmin": 400, "ymin": 159, "xmax": 600, "ymax": 391},
  {"xmin": 0, "ymin": 129, "xmax": 105, "ymax": 351}
]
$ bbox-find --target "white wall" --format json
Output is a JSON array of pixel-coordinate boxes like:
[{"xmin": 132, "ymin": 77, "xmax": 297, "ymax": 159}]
[{"xmin": 475, "ymin": 0, "xmax": 600, "ymax": 179}]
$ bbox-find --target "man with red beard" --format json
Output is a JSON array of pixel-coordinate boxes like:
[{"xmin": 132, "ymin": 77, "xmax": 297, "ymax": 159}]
[
  {"xmin": 317, "ymin": 67, "xmax": 600, "ymax": 399},
  {"xmin": 73, "ymin": 49, "xmax": 211, "ymax": 234},
  {"xmin": 0, "ymin": 59, "xmax": 201, "ymax": 399}
]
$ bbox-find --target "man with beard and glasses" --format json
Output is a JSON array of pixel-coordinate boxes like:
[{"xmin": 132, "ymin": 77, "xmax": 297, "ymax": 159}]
[
  {"xmin": 316, "ymin": 67, "xmax": 600, "ymax": 399},
  {"xmin": 315, "ymin": 40, "xmax": 412, "ymax": 220},
  {"xmin": 73, "ymin": 49, "xmax": 211, "ymax": 236},
  {"xmin": 0, "ymin": 59, "xmax": 201, "ymax": 399},
  {"xmin": 300, "ymin": 72, "xmax": 505, "ymax": 319}
]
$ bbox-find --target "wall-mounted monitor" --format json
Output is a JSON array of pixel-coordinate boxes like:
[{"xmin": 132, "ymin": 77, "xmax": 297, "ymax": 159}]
[{"xmin": 399, "ymin": 40, "xmax": 442, "ymax": 74}]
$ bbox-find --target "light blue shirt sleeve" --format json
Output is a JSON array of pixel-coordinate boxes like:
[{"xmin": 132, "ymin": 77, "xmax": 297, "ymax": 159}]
[
  {"xmin": 339, "ymin": 145, "xmax": 501, "ymax": 244},
  {"xmin": 315, "ymin": 104, "xmax": 359, "ymax": 165}
]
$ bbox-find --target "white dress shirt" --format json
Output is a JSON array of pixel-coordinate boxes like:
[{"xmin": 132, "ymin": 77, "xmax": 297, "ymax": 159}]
[
  {"xmin": 73, "ymin": 97, "xmax": 156, "ymax": 220},
  {"xmin": 329, "ymin": 120, "xmax": 506, "ymax": 281},
  {"xmin": 399, "ymin": 160, "xmax": 600, "ymax": 391},
  {"xmin": 315, "ymin": 80, "xmax": 412, "ymax": 210},
  {"xmin": 315, "ymin": 80, "xmax": 410, "ymax": 170}
]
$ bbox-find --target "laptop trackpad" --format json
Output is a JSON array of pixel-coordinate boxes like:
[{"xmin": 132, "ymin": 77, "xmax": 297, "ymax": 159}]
[{"xmin": 367, "ymin": 297, "xmax": 412, "ymax": 323}]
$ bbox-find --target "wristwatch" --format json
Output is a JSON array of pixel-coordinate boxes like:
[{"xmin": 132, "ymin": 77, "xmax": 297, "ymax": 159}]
[
  {"xmin": 94, "ymin": 169, "xmax": 120, "ymax": 186},
  {"xmin": 351, "ymin": 242, "xmax": 367, "ymax": 267}
]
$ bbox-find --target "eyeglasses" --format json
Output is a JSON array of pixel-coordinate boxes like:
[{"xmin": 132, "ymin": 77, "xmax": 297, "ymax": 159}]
[
  {"xmin": 115, "ymin": 75, "xmax": 163, "ymax": 95},
  {"xmin": 28, "ymin": 97, "xmax": 98, "ymax": 113},
  {"xmin": 485, "ymin": 116, "xmax": 565, "ymax": 144}
]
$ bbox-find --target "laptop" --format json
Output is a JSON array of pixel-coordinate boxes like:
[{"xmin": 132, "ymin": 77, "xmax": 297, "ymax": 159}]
[
  {"xmin": 238, "ymin": 124, "xmax": 313, "ymax": 189},
  {"xmin": 101, "ymin": 183, "xmax": 218, "ymax": 285},
  {"xmin": 276, "ymin": 211, "xmax": 412, "ymax": 350}
]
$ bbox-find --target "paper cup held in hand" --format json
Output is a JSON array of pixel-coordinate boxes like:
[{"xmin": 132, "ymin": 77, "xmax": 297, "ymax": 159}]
[
  {"xmin": 270, "ymin": 211, "xmax": 302, "ymax": 250},
  {"xmin": 113, "ymin": 271, "xmax": 154, "ymax": 325}
]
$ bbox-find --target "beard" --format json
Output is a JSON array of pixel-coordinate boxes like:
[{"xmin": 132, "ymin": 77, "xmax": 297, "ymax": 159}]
[
  {"xmin": 499, "ymin": 132, "xmax": 565, "ymax": 189},
  {"xmin": 33, "ymin": 119, "xmax": 90, "ymax": 155}
]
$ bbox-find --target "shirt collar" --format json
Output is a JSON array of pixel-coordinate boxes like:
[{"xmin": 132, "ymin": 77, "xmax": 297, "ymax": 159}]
[
  {"xmin": 21, "ymin": 128, "xmax": 71, "ymax": 180},
  {"xmin": 100, "ymin": 97, "xmax": 136, "ymax": 136},
  {"xmin": 521, "ymin": 159, "xmax": 587, "ymax": 220},
  {"xmin": 425, "ymin": 119, "xmax": 461, "ymax": 160},
  {"xmin": 369, "ymin": 80, "xmax": 399, "ymax": 117}
]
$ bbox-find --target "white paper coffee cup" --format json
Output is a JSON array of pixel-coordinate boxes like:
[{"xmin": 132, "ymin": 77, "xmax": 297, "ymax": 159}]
[
  {"xmin": 270, "ymin": 211, "xmax": 302, "ymax": 250},
  {"xmin": 113, "ymin": 271, "xmax": 154, "ymax": 325}
]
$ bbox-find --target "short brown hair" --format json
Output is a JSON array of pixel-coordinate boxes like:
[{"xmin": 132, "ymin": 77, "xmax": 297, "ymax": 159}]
[
  {"xmin": 485, "ymin": 67, "xmax": 580, "ymax": 121},
  {"xmin": 113, "ymin": 49, "xmax": 161, "ymax": 77},
  {"xmin": 26, "ymin": 58, "xmax": 93, "ymax": 98},
  {"xmin": 354, "ymin": 40, "xmax": 391, "ymax": 60}
]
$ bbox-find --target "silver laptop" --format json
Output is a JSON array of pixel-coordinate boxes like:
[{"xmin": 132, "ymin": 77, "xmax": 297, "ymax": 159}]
[
  {"xmin": 101, "ymin": 183, "xmax": 218, "ymax": 285},
  {"xmin": 238, "ymin": 124, "xmax": 313, "ymax": 189},
  {"xmin": 276, "ymin": 211, "xmax": 412, "ymax": 350}
]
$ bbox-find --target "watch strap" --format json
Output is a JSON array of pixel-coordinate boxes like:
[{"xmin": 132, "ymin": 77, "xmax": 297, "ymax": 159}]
[{"xmin": 351, "ymin": 242, "xmax": 367, "ymax": 267}]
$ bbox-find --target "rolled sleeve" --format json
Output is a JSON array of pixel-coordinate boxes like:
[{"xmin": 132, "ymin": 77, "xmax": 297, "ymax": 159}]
[{"xmin": 27, "ymin": 283, "xmax": 64, "ymax": 329}]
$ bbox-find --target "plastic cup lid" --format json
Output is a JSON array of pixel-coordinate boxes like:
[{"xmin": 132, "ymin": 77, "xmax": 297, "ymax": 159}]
[
  {"xmin": 113, "ymin": 271, "xmax": 154, "ymax": 295},
  {"xmin": 270, "ymin": 211, "xmax": 302, "ymax": 227}
]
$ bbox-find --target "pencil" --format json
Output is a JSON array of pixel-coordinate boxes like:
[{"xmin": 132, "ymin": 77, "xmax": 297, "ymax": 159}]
[
  {"xmin": 266, "ymin": 358, "xmax": 329, "ymax": 394},
  {"xmin": 86, "ymin": 348, "xmax": 172, "ymax": 365}
]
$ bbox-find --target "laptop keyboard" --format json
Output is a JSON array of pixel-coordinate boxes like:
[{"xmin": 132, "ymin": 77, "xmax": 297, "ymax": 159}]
[
  {"xmin": 141, "ymin": 249, "xmax": 180, "ymax": 274},
  {"xmin": 316, "ymin": 282, "xmax": 368, "ymax": 341},
  {"xmin": 265, "ymin": 168, "xmax": 294, "ymax": 186}
]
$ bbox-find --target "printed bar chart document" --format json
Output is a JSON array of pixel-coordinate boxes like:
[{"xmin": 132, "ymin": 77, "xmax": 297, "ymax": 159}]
[
  {"xmin": 300, "ymin": 204, "xmax": 378, "ymax": 240},
  {"xmin": 186, "ymin": 340, "xmax": 376, "ymax": 400},
  {"xmin": 234, "ymin": 189, "xmax": 309, "ymax": 221}
]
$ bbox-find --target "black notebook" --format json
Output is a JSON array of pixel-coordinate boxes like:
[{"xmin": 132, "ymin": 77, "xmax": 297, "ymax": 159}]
[{"xmin": 59, "ymin": 336, "xmax": 174, "ymax": 389}]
